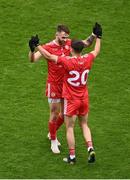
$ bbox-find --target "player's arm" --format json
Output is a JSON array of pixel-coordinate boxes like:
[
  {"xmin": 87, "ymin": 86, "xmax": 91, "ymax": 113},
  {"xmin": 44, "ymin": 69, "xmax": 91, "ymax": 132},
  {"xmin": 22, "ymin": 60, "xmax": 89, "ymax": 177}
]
[
  {"xmin": 37, "ymin": 45, "xmax": 58, "ymax": 63},
  {"xmin": 82, "ymin": 33, "xmax": 96, "ymax": 47},
  {"xmin": 82, "ymin": 22, "xmax": 102, "ymax": 48},
  {"xmin": 90, "ymin": 38, "xmax": 101, "ymax": 57},
  {"xmin": 28, "ymin": 35, "xmax": 58, "ymax": 62},
  {"xmin": 84, "ymin": 23, "xmax": 102, "ymax": 57},
  {"xmin": 28, "ymin": 51, "xmax": 42, "ymax": 63},
  {"xmin": 28, "ymin": 35, "xmax": 42, "ymax": 63}
]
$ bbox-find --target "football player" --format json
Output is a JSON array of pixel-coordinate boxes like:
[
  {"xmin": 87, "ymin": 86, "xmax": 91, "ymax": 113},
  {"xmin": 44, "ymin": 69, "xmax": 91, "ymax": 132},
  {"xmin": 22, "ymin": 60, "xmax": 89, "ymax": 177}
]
[{"xmin": 28, "ymin": 23, "xmax": 100, "ymax": 154}]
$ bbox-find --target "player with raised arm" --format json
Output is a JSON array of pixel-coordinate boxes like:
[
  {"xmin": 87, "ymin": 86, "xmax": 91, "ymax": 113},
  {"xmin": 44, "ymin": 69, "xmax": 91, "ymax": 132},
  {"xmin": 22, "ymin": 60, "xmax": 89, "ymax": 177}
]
[
  {"xmin": 31, "ymin": 22, "xmax": 102, "ymax": 163},
  {"xmin": 28, "ymin": 23, "xmax": 101, "ymax": 154},
  {"xmin": 32, "ymin": 22, "xmax": 102, "ymax": 163}
]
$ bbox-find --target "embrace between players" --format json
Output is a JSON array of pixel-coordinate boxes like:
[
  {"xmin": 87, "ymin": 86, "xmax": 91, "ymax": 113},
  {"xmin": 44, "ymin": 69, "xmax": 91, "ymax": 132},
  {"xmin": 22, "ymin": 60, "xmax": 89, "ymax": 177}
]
[{"xmin": 28, "ymin": 22, "xmax": 102, "ymax": 164}]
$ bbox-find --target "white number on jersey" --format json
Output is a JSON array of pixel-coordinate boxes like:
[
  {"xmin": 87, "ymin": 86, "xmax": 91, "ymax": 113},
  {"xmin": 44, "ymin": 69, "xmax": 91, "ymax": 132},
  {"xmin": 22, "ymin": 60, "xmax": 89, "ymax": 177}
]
[{"xmin": 67, "ymin": 70, "xmax": 89, "ymax": 87}]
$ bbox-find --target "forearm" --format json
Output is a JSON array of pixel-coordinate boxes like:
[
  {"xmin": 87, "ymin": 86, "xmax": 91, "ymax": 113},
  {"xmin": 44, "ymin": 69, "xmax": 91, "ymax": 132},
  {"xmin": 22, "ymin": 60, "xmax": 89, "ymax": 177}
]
[
  {"xmin": 83, "ymin": 33, "xmax": 96, "ymax": 48},
  {"xmin": 28, "ymin": 51, "xmax": 42, "ymax": 63},
  {"xmin": 94, "ymin": 38, "xmax": 101, "ymax": 54},
  {"xmin": 29, "ymin": 51, "xmax": 35, "ymax": 62},
  {"xmin": 37, "ymin": 45, "xmax": 52, "ymax": 59},
  {"xmin": 91, "ymin": 38, "xmax": 101, "ymax": 57},
  {"xmin": 37, "ymin": 45, "xmax": 58, "ymax": 62}
]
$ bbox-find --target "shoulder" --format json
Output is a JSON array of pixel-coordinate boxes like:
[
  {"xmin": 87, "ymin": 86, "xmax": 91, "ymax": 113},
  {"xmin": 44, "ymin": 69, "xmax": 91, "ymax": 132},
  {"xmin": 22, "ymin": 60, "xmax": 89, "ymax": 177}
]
[
  {"xmin": 42, "ymin": 40, "xmax": 55, "ymax": 48},
  {"xmin": 67, "ymin": 39, "xmax": 71, "ymax": 44},
  {"xmin": 81, "ymin": 53, "xmax": 95, "ymax": 68},
  {"xmin": 42, "ymin": 40, "xmax": 58, "ymax": 52},
  {"xmin": 65, "ymin": 39, "xmax": 71, "ymax": 48},
  {"xmin": 66, "ymin": 39, "xmax": 71, "ymax": 45},
  {"xmin": 83, "ymin": 53, "xmax": 95, "ymax": 60}
]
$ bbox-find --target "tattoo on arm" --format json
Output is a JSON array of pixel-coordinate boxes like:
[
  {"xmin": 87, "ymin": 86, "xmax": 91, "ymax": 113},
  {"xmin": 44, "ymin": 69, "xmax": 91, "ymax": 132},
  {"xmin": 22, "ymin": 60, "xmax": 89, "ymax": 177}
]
[{"xmin": 84, "ymin": 34, "xmax": 96, "ymax": 47}]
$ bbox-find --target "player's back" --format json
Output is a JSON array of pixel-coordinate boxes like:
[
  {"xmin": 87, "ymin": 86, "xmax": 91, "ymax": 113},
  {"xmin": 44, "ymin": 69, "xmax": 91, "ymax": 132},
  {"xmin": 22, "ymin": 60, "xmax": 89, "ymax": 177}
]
[{"xmin": 61, "ymin": 54, "xmax": 95, "ymax": 99}]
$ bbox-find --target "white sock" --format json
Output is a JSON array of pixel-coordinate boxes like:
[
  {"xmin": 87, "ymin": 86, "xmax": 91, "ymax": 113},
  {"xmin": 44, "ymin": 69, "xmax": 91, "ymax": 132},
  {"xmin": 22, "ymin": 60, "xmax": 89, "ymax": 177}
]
[
  {"xmin": 88, "ymin": 146, "xmax": 94, "ymax": 152},
  {"xmin": 51, "ymin": 140, "xmax": 57, "ymax": 144},
  {"xmin": 70, "ymin": 155, "xmax": 75, "ymax": 159}
]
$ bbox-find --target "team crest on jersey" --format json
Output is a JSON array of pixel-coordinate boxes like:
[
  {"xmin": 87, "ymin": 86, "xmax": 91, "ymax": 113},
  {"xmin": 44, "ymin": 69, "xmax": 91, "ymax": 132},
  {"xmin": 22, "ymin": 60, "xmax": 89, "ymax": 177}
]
[
  {"xmin": 51, "ymin": 92, "xmax": 56, "ymax": 97},
  {"xmin": 65, "ymin": 45, "xmax": 69, "ymax": 50}
]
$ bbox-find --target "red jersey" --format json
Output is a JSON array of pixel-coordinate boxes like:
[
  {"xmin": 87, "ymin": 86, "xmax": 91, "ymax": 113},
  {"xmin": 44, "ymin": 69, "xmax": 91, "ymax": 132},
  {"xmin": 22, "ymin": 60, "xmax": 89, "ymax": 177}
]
[
  {"xmin": 42, "ymin": 39, "xmax": 71, "ymax": 84},
  {"xmin": 57, "ymin": 53, "xmax": 95, "ymax": 100}
]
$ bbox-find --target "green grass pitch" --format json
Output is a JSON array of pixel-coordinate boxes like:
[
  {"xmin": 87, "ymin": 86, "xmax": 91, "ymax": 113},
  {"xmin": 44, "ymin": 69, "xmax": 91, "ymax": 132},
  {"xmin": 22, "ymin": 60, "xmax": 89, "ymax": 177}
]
[{"xmin": 0, "ymin": 0, "xmax": 130, "ymax": 178}]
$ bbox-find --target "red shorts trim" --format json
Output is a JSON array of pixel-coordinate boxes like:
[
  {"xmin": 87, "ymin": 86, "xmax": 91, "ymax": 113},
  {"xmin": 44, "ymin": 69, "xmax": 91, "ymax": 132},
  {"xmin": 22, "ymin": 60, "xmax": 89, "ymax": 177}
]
[
  {"xmin": 46, "ymin": 82, "xmax": 63, "ymax": 98},
  {"xmin": 64, "ymin": 98, "xmax": 89, "ymax": 116}
]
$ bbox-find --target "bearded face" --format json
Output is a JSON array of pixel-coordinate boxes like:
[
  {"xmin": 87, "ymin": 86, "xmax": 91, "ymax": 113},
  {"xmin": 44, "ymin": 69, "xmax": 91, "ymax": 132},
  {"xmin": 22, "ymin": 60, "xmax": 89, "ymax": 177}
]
[{"xmin": 56, "ymin": 31, "xmax": 69, "ymax": 46}]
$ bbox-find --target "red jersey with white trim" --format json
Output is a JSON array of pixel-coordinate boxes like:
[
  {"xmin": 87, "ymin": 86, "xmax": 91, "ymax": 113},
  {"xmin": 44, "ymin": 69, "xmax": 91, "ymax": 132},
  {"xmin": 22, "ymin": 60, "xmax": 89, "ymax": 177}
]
[
  {"xmin": 42, "ymin": 39, "xmax": 71, "ymax": 83},
  {"xmin": 57, "ymin": 53, "xmax": 95, "ymax": 100}
]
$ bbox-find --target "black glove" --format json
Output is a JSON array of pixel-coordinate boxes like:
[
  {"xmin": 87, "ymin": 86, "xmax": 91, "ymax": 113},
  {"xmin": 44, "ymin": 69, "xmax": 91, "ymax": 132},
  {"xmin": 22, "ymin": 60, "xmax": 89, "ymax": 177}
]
[
  {"xmin": 32, "ymin": 34, "xmax": 39, "ymax": 47},
  {"xmin": 93, "ymin": 22, "xmax": 102, "ymax": 39},
  {"xmin": 28, "ymin": 35, "xmax": 40, "ymax": 52},
  {"xmin": 29, "ymin": 37, "xmax": 35, "ymax": 52}
]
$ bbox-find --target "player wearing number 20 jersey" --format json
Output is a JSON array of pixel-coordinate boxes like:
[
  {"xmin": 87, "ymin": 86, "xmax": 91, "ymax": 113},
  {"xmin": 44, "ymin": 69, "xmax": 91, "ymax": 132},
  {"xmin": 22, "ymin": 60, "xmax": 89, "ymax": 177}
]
[
  {"xmin": 36, "ymin": 36, "xmax": 101, "ymax": 158},
  {"xmin": 57, "ymin": 53, "xmax": 95, "ymax": 115}
]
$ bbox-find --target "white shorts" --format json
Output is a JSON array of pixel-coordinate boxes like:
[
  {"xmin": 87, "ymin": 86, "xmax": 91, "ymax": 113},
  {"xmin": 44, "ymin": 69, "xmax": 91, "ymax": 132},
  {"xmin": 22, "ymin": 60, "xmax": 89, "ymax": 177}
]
[{"xmin": 48, "ymin": 98, "xmax": 62, "ymax": 104}]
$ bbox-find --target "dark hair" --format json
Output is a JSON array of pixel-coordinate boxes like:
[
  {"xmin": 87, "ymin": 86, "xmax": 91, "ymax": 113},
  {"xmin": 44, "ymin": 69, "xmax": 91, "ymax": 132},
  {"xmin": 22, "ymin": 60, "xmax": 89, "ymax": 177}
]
[
  {"xmin": 57, "ymin": 24, "xmax": 70, "ymax": 34},
  {"xmin": 71, "ymin": 40, "xmax": 84, "ymax": 53}
]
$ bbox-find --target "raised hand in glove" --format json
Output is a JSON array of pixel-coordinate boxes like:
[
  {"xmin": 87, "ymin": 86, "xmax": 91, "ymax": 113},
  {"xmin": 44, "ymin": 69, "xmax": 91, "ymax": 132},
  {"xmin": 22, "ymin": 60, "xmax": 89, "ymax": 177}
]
[
  {"xmin": 29, "ymin": 35, "xmax": 40, "ymax": 52},
  {"xmin": 29, "ymin": 37, "xmax": 35, "ymax": 52},
  {"xmin": 93, "ymin": 22, "xmax": 102, "ymax": 39},
  {"xmin": 32, "ymin": 34, "xmax": 39, "ymax": 47}
]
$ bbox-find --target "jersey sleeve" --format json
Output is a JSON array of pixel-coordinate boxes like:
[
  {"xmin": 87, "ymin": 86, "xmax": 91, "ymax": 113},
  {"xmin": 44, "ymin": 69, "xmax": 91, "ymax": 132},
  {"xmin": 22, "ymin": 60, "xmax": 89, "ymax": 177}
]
[
  {"xmin": 86, "ymin": 53, "xmax": 95, "ymax": 69},
  {"xmin": 88, "ymin": 53, "xmax": 95, "ymax": 61},
  {"xmin": 67, "ymin": 39, "xmax": 72, "ymax": 46},
  {"xmin": 42, "ymin": 44, "xmax": 52, "ymax": 53},
  {"xmin": 57, "ymin": 56, "xmax": 66, "ymax": 65}
]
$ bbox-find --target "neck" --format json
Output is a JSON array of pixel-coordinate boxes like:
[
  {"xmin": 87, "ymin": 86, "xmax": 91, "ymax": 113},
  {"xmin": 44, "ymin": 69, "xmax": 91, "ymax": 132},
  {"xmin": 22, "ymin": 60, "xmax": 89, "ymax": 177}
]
[
  {"xmin": 71, "ymin": 51, "xmax": 81, "ymax": 57},
  {"xmin": 54, "ymin": 38, "xmax": 60, "ymax": 45},
  {"xmin": 55, "ymin": 36, "xmax": 66, "ymax": 46}
]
